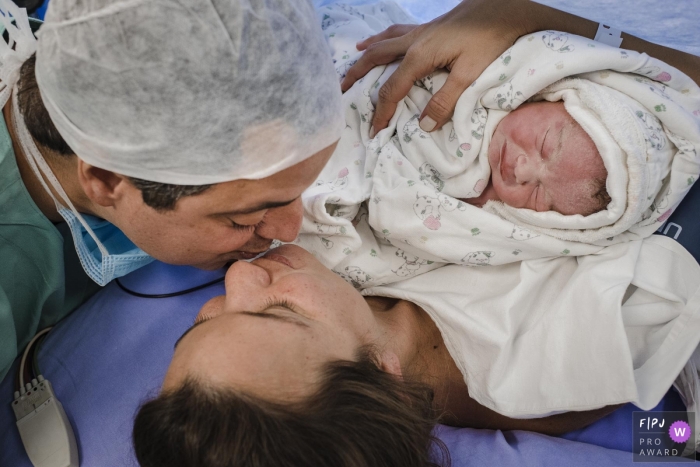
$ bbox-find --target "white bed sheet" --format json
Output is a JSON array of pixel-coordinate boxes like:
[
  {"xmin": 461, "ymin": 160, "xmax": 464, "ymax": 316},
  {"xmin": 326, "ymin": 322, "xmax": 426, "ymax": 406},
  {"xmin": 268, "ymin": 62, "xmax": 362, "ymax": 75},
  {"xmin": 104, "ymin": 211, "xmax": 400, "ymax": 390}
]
[{"xmin": 318, "ymin": 0, "xmax": 699, "ymax": 56}]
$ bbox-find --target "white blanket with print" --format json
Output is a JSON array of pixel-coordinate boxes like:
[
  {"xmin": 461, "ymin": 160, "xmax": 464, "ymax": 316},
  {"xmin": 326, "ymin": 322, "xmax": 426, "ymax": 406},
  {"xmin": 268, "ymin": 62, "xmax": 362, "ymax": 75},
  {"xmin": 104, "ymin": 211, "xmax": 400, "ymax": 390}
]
[
  {"xmin": 302, "ymin": 3, "xmax": 700, "ymax": 287},
  {"xmin": 298, "ymin": 2, "xmax": 700, "ymax": 427}
]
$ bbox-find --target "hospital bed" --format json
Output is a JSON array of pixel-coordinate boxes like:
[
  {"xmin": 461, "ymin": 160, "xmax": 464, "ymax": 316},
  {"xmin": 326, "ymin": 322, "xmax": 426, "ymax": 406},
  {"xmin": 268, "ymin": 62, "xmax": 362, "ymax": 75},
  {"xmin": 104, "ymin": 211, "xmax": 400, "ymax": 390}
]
[
  {"xmin": 1, "ymin": 168, "xmax": 695, "ymax": 467},
  {"xmin": 2, "ymin": 0, "xmax": 698, "ymax": 465},
  {"xmin": 0, "ymin": 249, "xmax": 690, "ymax": 467},
  {"xmin": 2, "ymin": 208, "xmax": 692, "ymax": 467}
]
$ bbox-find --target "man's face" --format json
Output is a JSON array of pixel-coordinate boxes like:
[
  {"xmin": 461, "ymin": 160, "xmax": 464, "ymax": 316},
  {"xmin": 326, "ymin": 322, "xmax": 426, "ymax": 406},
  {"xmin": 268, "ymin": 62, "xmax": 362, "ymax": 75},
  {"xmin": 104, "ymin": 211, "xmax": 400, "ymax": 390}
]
[{"xmin": 106, "ymin": 144, "xmax": 335, "ymax": 269}]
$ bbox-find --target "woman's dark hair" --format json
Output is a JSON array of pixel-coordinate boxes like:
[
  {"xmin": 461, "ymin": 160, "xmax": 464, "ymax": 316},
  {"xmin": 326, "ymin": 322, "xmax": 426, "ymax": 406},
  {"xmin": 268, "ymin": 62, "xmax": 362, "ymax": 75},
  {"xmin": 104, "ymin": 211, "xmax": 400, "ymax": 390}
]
[
  {"xmin": 16, "ymin": 54, "xmax": 210, "ymax": 210},
  {"xmin": 133, "ymin": 347, "xmax": 449, "ymax": 467}
]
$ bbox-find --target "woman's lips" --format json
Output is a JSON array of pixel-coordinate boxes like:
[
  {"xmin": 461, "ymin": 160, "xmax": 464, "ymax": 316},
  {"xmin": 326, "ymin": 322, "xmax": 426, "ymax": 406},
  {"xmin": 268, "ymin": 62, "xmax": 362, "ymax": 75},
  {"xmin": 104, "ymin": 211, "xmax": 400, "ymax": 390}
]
[
  {"xmin": 237, "ymin": 251, "xmax": 265, "ymax": 260},
  {"xmin": 261, "ymin": 252, "xmax": 295, "ymax": 269}
]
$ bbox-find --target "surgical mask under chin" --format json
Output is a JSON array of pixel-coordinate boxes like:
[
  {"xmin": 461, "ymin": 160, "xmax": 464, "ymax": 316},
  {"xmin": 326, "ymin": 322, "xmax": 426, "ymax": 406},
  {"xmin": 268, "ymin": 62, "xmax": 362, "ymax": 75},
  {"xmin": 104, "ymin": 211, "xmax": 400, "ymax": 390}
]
[
  {"xmin": 11, "ymin": 87, "xmax": 153, "ymax": 286},
  {"xmin": 57, "ymin": 208, "xmax": 153, "ymax": 286}
]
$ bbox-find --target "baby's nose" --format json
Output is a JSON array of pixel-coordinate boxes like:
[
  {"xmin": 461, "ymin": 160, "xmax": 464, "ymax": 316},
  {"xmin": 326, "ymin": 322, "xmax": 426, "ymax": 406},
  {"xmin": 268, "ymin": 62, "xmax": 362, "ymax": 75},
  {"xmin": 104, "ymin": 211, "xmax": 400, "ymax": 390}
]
[{"xmin": 513, "ymin": 155, "xmax": 541, "ymax": 184}]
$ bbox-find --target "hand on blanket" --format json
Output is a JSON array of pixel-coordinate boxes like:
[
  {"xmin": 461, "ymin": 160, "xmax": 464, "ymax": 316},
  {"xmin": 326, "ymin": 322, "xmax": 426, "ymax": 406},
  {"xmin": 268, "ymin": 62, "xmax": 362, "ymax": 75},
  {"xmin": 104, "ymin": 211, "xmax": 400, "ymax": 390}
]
[
  {"xmin": 341, "ymin": 0, "xmax": 530, "ymax": 135},
  {"xmin": 343, "ymin": 0, "xmax": 700, "ymax": 137}
]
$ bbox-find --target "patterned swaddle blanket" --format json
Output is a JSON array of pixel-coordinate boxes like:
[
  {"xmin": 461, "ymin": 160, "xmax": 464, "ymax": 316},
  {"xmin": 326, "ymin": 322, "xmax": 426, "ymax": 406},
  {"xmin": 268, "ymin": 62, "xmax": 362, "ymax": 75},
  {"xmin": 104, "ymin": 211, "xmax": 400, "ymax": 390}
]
[
  {"xmin": 302, "ymin": 3, "xmax": 700, "ymax": 424},
  {"xmin": 297, "ymin": 2, "xmax": 700, "ymax": 289}
]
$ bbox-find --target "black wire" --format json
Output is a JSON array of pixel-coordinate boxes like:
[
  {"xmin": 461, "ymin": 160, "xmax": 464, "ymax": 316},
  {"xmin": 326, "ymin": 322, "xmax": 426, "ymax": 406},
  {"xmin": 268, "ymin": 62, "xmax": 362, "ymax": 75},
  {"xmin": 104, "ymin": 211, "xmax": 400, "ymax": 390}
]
[
  {"xmin": 115, "ymin": 276, "xmax": 225, "ymax": 298},
  {"xmin": 14, "ymin": 276, "xmax": 225, "ymax": 390}
]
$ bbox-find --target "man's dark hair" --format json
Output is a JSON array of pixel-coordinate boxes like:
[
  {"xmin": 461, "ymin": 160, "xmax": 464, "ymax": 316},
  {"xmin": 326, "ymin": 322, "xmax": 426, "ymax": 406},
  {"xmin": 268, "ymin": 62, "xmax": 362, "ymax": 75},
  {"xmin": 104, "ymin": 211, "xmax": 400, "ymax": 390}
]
[
  {"xmin": 17, "ymin": 53, "xmax": 211, "ymax": 210},
  {"xmin": 133, "ymin": 348, "xmax": 449, "ymax": 467}
]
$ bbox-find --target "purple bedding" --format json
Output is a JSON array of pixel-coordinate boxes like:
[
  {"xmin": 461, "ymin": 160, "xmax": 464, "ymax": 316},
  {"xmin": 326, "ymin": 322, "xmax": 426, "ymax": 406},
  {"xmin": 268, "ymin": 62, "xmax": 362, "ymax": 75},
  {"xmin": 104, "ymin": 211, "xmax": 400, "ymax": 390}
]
[{"xmin": 0, "ymin": 257, "xmax": 691, "ymax": 467}]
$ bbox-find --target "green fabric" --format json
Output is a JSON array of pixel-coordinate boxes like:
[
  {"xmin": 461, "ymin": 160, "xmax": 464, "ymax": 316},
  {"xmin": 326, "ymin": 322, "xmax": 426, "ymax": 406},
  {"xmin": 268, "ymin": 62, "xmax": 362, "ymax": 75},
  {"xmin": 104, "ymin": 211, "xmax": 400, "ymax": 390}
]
[{"xmin": 0, "ymin": 113, "xmax": 101, "ymax": 381}]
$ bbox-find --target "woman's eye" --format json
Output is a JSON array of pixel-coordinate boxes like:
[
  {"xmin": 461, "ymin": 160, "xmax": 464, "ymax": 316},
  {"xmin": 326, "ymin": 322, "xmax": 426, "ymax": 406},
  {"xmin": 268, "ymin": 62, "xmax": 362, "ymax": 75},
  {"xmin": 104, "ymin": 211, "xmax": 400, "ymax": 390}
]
[
  {"xmin": 193, "ymin": 314, "xmax": 214, "ymax": 325},
  {"xmin": 262, "ymin": 298, "xmax": 297, "ymax": 311}
]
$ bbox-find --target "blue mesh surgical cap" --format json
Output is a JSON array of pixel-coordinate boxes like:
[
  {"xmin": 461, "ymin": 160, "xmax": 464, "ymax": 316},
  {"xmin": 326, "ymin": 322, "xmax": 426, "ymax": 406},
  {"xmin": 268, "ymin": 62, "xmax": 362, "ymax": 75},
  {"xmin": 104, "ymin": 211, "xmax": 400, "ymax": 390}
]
[{"xmin": 35, "ymin": 0, "xmax": 344, "ymax": 184}]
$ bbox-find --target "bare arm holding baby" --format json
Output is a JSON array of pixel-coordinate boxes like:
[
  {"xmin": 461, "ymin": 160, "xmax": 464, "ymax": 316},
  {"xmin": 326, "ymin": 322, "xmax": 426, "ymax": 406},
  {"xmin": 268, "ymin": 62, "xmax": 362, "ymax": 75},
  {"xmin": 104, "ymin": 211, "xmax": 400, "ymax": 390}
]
[{"xmin": 341, "ymin": 0, "xmax": 700, "ymax": 134}]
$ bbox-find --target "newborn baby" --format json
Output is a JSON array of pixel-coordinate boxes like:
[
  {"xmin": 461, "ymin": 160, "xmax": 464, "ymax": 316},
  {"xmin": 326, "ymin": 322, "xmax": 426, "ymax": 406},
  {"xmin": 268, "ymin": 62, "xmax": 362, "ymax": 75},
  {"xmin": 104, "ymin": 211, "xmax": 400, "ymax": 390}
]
[
  {"xmin": 463, "ymin": 100, "xmax": 610, "ymax": 216},
  {"xmin": 299, "ymin": 2, "xmax": 699, "ymax": 289}
]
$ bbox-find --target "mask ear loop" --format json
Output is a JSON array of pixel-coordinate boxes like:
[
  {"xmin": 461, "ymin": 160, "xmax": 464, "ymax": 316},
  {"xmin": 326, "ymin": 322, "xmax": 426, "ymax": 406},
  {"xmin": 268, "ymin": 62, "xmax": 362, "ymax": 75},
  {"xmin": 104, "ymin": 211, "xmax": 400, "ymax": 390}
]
[
  {"xmin": 11, "ymin": 86, "xmax": 111, "ymax": 261},
  {"xmin": 0, "ymin": 3, "xmax": 111, "ymax": 261},
  {"xmin": 0, "ymin": 4, "xmax": 114, "ymax": 275}
]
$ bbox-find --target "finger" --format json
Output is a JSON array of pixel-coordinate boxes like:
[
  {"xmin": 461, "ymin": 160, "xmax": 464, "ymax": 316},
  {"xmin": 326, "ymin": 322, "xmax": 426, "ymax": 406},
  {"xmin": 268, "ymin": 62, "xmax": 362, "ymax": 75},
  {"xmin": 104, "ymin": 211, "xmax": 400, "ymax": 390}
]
[
  {"xmin": 341, "ymin": 36, "xmax": 411, "ymax": 92},
  {"xmin": 371, "ymin": 50, "xmax": 437, "ymax": 132},
  {"xmin": 419, "ymin": 62, "xmax": 476, "ymax": 131},
  {"xmin": 356, "ymin": 24, "xmax": 417, "ymax": 51}
]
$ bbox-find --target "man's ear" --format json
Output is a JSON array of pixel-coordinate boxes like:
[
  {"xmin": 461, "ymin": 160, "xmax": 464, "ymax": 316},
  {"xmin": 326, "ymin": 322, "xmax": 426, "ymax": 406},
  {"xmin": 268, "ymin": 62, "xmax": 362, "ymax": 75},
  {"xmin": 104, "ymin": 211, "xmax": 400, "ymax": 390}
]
[
  {"xmin": 377, "ymin": 350, "xmax": 403, "ymax": 379},
  {"xmin": 77, "ymin": 159, "xmax": 128, "ymax": 208}
]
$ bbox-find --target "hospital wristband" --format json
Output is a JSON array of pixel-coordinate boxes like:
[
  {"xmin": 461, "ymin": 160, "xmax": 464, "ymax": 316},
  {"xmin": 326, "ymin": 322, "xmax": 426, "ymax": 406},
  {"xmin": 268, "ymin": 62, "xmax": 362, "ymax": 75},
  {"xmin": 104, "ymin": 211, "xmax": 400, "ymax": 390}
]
[{"xmin": 594, "ymin": 23, "xmax": 623, "ymax": 48}]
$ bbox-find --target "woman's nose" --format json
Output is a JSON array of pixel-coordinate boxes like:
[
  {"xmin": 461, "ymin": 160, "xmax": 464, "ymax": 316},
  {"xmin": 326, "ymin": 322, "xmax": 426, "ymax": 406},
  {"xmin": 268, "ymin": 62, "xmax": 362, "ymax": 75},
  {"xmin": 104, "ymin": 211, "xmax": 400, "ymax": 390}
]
[
  {"xmin": 225, "ymin": 260, "xmax": 271, "ymax": 293},
  {"xmin": 221, "ymin": 260, "xmax": 273, "ymax": 312}
]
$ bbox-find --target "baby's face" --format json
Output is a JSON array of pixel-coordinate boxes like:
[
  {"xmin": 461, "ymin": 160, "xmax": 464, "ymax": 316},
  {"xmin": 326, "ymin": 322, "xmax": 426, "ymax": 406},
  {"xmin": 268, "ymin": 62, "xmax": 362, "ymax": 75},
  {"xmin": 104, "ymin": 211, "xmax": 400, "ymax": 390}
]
[{"xmin": 487, "ymin": 101, "xmax": 607, "ymax": 216}]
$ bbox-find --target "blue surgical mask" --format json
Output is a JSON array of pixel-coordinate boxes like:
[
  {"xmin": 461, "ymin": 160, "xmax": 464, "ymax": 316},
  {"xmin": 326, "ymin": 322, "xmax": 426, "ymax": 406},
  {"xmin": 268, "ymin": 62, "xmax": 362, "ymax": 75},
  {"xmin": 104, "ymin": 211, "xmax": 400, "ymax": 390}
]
[
  {"xmin": 12, "ymin": 89, "xmax": 153, "ymax": 286},
  {"xmin": 57, "ymin": 208, "xmax": 153, "ymax": 286}
]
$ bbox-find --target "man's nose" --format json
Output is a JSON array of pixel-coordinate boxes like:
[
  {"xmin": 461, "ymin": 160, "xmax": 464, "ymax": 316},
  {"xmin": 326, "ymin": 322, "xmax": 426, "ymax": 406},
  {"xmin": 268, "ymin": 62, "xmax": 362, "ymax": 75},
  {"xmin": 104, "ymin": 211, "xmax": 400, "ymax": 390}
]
[
  {"xmin": 254, "ymin": 198, "xmax": 304, "ymax": 242},
  {"xmin": 513, "ymin": 155, "xmax": 541, "ymax": 184}
]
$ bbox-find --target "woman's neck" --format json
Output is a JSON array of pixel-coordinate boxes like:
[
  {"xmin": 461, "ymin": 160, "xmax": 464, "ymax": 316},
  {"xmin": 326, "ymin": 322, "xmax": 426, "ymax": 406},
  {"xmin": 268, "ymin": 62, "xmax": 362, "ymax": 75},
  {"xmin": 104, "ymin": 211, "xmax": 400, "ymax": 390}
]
[
  {"xmin": 365, "ymin": 297, "xmax": 464, "ymax": 412},
  {"xmin": 367, "ymin": 297, "xmax": 618, "ymax": 433},
  {"xmin": 367, "ymin": 296, "xmax": 530, "ymax": 429},
  {"xmin": 366, "ymin": 297, "xmax": 429, "ymax": 369}
]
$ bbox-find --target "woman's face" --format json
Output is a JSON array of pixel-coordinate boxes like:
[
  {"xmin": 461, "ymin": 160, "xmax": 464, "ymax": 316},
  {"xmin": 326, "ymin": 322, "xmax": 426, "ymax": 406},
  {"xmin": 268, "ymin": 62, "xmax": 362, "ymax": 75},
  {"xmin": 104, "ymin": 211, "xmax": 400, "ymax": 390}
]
[{"xmin": 164, "ymin": 245, "xmax": 379, "ymax": 400}]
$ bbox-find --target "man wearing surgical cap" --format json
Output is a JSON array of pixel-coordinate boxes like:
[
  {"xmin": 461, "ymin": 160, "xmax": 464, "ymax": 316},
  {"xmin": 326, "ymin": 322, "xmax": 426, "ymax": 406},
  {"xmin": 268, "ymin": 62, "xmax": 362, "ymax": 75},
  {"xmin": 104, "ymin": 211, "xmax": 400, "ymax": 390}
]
[{"xmin": 0, "ymin": 0, "xmax": 343, "ymax": 380}]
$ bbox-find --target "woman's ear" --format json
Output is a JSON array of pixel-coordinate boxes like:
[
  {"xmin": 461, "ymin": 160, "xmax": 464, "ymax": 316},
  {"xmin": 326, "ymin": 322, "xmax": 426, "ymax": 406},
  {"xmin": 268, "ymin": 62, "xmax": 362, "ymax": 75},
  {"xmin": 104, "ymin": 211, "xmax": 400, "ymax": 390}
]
[
  {"xmin": 377, "ymin": 350, "xmax": 403, "ymax": 379},
  {"xmin": 77, "ymin": 159, "xmax": 127, "ymax": 208}
]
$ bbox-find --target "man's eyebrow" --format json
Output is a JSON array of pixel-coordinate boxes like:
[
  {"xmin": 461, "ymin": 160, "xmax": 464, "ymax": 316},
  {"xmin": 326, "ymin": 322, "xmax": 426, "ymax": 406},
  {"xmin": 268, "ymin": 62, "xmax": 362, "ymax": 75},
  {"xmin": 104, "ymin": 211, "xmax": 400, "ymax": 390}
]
[{"xmin": 217, "ymin": 197, "xmax": 298, "ymax": 216}]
